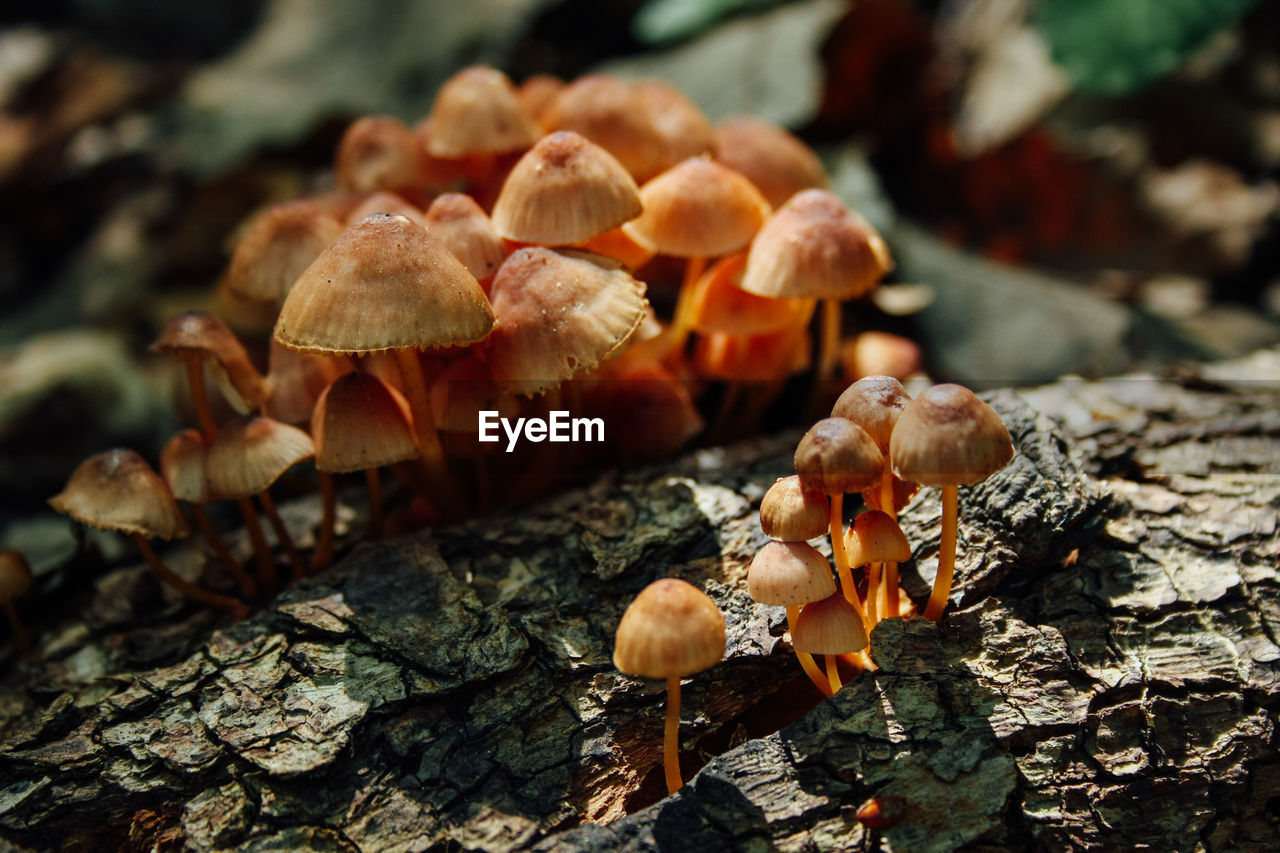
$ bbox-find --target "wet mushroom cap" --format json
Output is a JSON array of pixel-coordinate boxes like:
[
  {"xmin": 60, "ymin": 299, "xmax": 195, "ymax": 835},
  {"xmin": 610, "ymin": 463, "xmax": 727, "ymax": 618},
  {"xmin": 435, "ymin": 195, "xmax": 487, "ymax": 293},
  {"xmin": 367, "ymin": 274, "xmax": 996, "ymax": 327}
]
[
  {"xmin": 845, "ymin": 510, "xmax": 911, "ymax": 565},
  {"xmin": 160, "ymin": 429, "xmax": 212, "ymax": 504},
  {"xmin": 613, "ymin": 577, "xmax": 725, "ymax": 679},
  {"xmin": 747, "ymin": 540, "xmax": 837, "ymax": 606},
  {"xmin": 424, "ymin": 66, "xmax": 541, "ymax": 158},
  {"xmin": 889, "ymin": 384, "xmax": 1014, "ymax": 487},
  {"xmin": 759, "ymin": 475, "xmax": 829, "ymax": 541},
  {"xmin": 49, "ymin": 449, "xmax": 189, "ymax": 540},
  {"xmin": 831, "ymin": 375, "xmax": 912, "ymax": 456},
  {"xmin": 793, "ymin": 593, "xmax": 869, "ymax": 655},
  {"xmin": 0, "ymin": 549, "xmax": 33, "ymax": 602},
  {"xmin": 624, "ymin": 157, "xmax": 771, "ymax": 258},
  {"xmin": 794, "ymin": 417, "xmax": 885, "ymax": 495},
  {"xmin": 312, "ymin": 373, "xmax": 419, "ymax": 473},
  {"xmin": 206, "ymin": 416, "xmax": 315, "ymax": 500}
]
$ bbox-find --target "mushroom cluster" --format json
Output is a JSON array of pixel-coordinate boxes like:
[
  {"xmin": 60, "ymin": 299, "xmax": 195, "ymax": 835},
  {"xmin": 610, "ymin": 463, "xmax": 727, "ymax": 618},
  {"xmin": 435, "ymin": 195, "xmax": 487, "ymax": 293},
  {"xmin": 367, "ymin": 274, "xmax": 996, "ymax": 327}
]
[{"xmin": 748, "ymin": 378, "xmax": 1012, "ymax": 689}]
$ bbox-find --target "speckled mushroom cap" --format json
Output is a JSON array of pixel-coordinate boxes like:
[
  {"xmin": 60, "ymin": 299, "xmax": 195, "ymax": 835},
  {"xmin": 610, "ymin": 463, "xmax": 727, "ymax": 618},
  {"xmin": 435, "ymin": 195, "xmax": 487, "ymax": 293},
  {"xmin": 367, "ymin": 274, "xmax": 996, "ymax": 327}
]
[
  {"xmin": 794, "ymin": 418, "xmax": 885, "ymax": 496},
  {"xmin": 160, "ymin": 429, "xmax": 211, "ymax": 504},
  {"xmin": 49, "ymin": 449, "xmax": 189, "ymax": 540},
  {"xmin": 206, "ymin": 416, "xmax": 315, "ymax": 500},
  {"xmin": 275, "ymin": 213, "xmax": 495, "ymax": 355},
  {"xmin": 713, "ymin": 115, "xmax": 828, "ymax": 209},
  {"xmin": 831, "ymin": 376, "xmax": 912, "ymax": 456},
  {"xmin": 485, "ymin": 248, "xmax": 647, "ymax": 396},
  {"xmin": 760, "ymin": 475, "xmax": 829, "ymax": 542},
  {"xmin": 613, "ymin": 578, "xmax": 725, "ymax": 679},
  {"xmin": 739, "ymin": 189, "xmax": 892, "ymax": 300},
  {"xmin": 0, "ymin": 549, "xmax": 33, "ymax": 602},
  {"xmin": 844, "ymin": 510, "xmax": 911, "ymax": 566},
  {"xmin": 335, "ymin": 116, "xmax": 422, "ymax": 194},
  {"xmin": 623, "ymin": 157, "xmax": 771, "ymax": 258},
  {"xmin": 423, "ymin": 66, "xmax": 541, "ymax": 158},
  {"xmin": 311, "ymin": 372, "xmax": 418, "ymax": 474},
  {"xmin": 889, "ymin": 384, "xmax": 1014, "ymax": 487},
  {"xmin": 492, "ymin": 131, "xmax": 642, "ymax": 245},
  {"xmin": 151, "ymin": 310, "xmax": 269, "ymax": 409},
  {"xmin": 793, "ymin": 593, "xmax": 868, "ymax": 655},
  {"xmin": 747, "ymin": 540, "xmax": 837, "ymax": 607},
  {"xmin": 423, "ymin": 193, "xmax": 507, "ymax": 283},
  {"xmin": 225, "ymin": 200, "xmax": 345, "ymax": 307}
]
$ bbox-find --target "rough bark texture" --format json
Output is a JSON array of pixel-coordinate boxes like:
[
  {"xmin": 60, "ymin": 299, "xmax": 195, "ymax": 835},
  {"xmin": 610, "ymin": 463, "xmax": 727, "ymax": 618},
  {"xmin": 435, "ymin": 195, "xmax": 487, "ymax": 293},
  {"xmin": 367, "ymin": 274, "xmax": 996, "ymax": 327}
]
[{"xmin": 1, "ymin": 353, "xmax": 1278, "ymax": 852}]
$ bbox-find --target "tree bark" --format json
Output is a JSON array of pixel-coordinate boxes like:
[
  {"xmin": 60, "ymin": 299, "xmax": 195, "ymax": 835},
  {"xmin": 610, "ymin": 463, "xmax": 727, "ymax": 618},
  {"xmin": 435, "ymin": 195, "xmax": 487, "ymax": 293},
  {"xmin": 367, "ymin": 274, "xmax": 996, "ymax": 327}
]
[{"xmin": 1, "ymin": 352, "xmax": 1277, "ymax": 852}]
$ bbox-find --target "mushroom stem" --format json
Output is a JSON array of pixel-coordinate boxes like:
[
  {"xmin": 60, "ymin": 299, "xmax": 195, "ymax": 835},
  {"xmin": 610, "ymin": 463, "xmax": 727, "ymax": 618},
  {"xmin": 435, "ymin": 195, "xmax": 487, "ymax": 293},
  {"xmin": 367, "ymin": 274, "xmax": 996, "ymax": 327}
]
[
  {"xmin": 881, "ymin": 475, "xmax": 899, "ymax": 618},
  {"xmin": 829, "ymin": 494, "xmax": 870, "ymax": 629},
  {"xmin": 365, "ymin": 467, "xmax": 384, "ymax": 538},
  {"xmin": 190, "ymin": 503, "xmax": 257, "ymax": 600},
  {"xmin": 787, "ymin": 605, "xmax": 832, "ymax": 696},
  {"xmin": 181, "ymin": 354, "xmax": 219, "ymax": 441},
  {"xmin": 392, "ymin": 348, "xmax": 456, "ymax": 503},
  {"xmin": 825, "ymin": 653, "xmax": 843, "ymax": 694},
  {"xmin": 237, "ymin": 497, "xmax": 278, "ymax": 594},
  {"xmin": 258, "ymin": 491, "xmax": 305, "ymax": 584},
  {"xmin": 865, "ymin": 562, "xmax": 880, "ymax": 627},
  {"xmin": 132, "ymin": 534, "xmax": 247, "ymax": 620},
  {"xmin": 664, "ymin": 674, "xmax": 683, "ymax": 795},
  {"xmin": 662, "ymin": 256, "xmax": 708, "ymax": 361},
  {"xmin": 3, "ymin": 600, "xmax": 31, "ymax": 657},
  {"xmin": 314, "ymin": 470, "xmax": 336, "ymax": 573},
  {"xmin": 924, "ymin": 484, "xmax": 959, "ymax": 622}
]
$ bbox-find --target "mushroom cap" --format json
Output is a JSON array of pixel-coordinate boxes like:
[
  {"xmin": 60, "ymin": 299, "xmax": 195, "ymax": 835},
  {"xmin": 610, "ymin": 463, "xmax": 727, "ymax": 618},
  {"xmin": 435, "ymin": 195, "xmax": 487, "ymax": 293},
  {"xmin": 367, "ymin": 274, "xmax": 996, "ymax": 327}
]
[
  {"xmin": 335, "ymin": 115, "xmax": 422, "ymax": 194},
  {"xmin": 831, "ymin": 375, "xmax": 912, "ymax": 455},
  {"xmin": 0, "ymin": 549, "xmax": 33, "ymax": 602},
  {"xmin": 346, "ymin": 191, "xmax": 428, "ymax": 228},
  {"xmin": 713, "ymin": 115, "xmax": 828, "ymax": 208},
  {"xmin": 492, "ymin": 131, "xmax": 642, "ymax": 245},
  {"xmin": 793, "ymin": 593, "xmax": 868, "ymax": 655},
  {"xmin": 225, "ymin": 200, "xmax": 345, "ymax": 307},
  {"xmin": 160, "ymin": 429, "xmax": 211, "ymax": 504},
  {"xmin": 49, "ymin": 449, "xmax": 189, "ymax": 540},
  {"xmin": 312, "ymin": 372, "xmax": 418, "ymax": 473},
  {"xmin": 747, "ymin": 540, "xmax": 837, "ymax": 607},
  {"xmin": 860, "ymin": 474, "xmax": 920, "ymax": 516},
  {"xmin": 759, "ymin": 475, "xmax": 829, "ymax": 542},
  {"xmin": 889, "ymin": 384, "xmax": 1014, "ymax": 487},
  {"xmin": 845, "ymin": 510, "xmax": 911, "ymax": 566},
  {"xmin": 542, "ymin": 74, "xmax": 668, "ymax": 183},
  {"xmin": 485, "ymin": 248, "xmax": 647, "ymax": 396},
  {"xmin": 424, "ymin": 66, "xmax": 541, "ymax": 158},
  {"xmin": 517, "ymin": 74, "xmax": 564, "ymax": 129},
  {"xmin": 151, "ymin": 310, "xmax": 269, "ymax": 409},
  {"xmin": 613, "ymin": 577, "xmax": 725, "ymax": 679},
  {"xmin": 624, "ymin": 157, "xmax": 770, "ymax": 258},
  {"xmin": 632, "ymin": 79, "xmax": 714, "ymax": 172},
  {"xmin": 794, "ymin": 418, "xmax": 885, "ymax": 495},
  {"xmin": 262, "ymin": 338, "xmax": 345, "ymax": 425},
  {"xmin": 739, "ymin": 189, "xmax": 892, "ymax": 300},
  {"xmin": 424, "ymin": 193, "xmax": 507, "ymax": 283},
  {"xmin": 275, "ymin": 213, "xmax": 496, "ymax": 355},
  {"xmin": 687, "ymin": 252, "xmax": 816, "ymax": 336},
  {"xmin": 206, "ymin": 415, "xmax": 315, "ymax": 499}
]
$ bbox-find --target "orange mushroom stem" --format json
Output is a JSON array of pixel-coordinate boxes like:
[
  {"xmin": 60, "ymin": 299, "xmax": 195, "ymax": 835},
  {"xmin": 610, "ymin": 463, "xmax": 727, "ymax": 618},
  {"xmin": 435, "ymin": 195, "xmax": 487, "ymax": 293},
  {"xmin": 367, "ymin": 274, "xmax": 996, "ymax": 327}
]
[{"xmin": 924, "ymin": 485, "xmax": 960, "ymax": 622}]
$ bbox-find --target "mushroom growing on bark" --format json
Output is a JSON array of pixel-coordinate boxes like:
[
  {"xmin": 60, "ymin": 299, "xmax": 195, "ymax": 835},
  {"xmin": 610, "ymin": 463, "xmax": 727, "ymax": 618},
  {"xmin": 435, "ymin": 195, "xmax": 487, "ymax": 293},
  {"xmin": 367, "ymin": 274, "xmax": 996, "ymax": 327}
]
[
  {"xmin": 747, "ymin": 539, "xmax": 837, "ymax": 695},
  {"xmin": 793, "ymin": 592, "xmax": 869, "ymax": 694},
  {"xmin": 0, "ymin": 549, "xmax": 34, "ymax": 657}
]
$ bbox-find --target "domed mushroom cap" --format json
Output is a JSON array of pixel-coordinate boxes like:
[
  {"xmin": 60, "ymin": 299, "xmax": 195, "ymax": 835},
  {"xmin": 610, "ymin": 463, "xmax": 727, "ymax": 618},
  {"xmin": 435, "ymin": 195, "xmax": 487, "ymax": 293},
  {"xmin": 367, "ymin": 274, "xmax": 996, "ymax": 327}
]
[
  {"xmin": 542, "ymin": 74, "xmax": 668, "ymax": 183},
  {"xmin": 275, "ymin": 213, "xmax": 496, "ymax": 355},
  {"xmin": 831, "ymin": 375, "xmax": 912, "ymax": 455},
  {"xmin": 845, "ymin": 510, "xmax": 911, "ymax": 566},
  {"xmin": 492, "ymin": 131, "xmax": 643, "ymax": 245},
  {"xmin": 889, "ymin": 384, "xmax": 1014, "ymax": 487},
  {"xmin": 632, "ymin": 79, "xmax": 714, "ymax": 171},
  {"xmin": 517, "ymin": 74, "xmax": 564, "ymax": 128},
  {"xmin": 793, "ymin": 593, "xmax": 868, "ymax": 655},
  {"xmin": 713, "ymin": 115, "xmax": 828, "ymax": 209},
  {"xmin": 225, "ymin": 200, "xmax": 345, "ymax": 307},
  {"xmin": 50, "ymin": 449, "xmax": 189, "ymax": 540},
  {"xmin": 424, "ymin": 193, "xmax": 507, "ymax": 283},
  {"xmin": 740, "ymin": 189, "xmax": 892, "ymax": 300},
  {"xmin": 312, "ymin": 373, "xmax": 419, "ymax": 474},
  {"xmin": 794, "ymin": 418, "xmax": 885, "ymax": 496},
  {"xmin": 486, "ymin": 248, "xmax": 647, "ymax": 396},
  {"xmin": 152, "ymin": 310, "xmax": 269, "ymax": 409},
  {"xmin": 335, "ymin": 116, "xmax": 422, "ymax": 194},
  {"xmin": 747, "ymin": 540, "xmax": 836, "ymax": 606},
  {"xmin": 759, "ymin": 475, "xmax": 829, "ymax": 542},
  {"xmin": 624, "ymin": 157, "xmax": 770, "ymax": 258},
  {"xmin": 0, "ymin": 549, "xmax": 33, "ymax": 602},
  {"xmin": 161, "ymin": 429, "xmax": 212, "ymax": 504},
  {"xmin": 613, "ymin": 578, "xmax": 725, "ymax": 679},
  {"xmin": 206, "ymin": 416, "xmax": 314, "ymax": 500},
  {"xmin": 424, "ymin": 66, "xmax": 541, "ymax": 158}
]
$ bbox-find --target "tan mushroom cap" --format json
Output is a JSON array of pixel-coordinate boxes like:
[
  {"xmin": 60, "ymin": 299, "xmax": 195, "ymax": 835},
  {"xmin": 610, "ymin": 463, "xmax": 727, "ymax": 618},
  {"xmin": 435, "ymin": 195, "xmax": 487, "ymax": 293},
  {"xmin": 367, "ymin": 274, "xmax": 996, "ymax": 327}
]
[
  {"xmin": 152, "ymin": 310, "xmax": 269, "ymax": 409},
  {"xmin": 831, "ymin": 375, "xmax": 912, "ymax": 456},
  {"xmin": 740, "ymin": 189, "xmax": 892, "ymax": 300},
  {"xmin": 747, "ymin": 540, "xmax": 837, "ymax": 607},
  {"xmin": 262, "ymin": 338, "xmax": 345, "ymax": 425},
  {"xmin": 424, "ymin": 66, "xmax": 541, "ymax": 158},
  {"xmin": 0, "ymin": 549, "xmax": 33, "ymax": 602},
  {"xmin": 335, "ymin": 116, "xmax": 423, "ymax": 195},
  {"xmin": 890, "ymin": 384, "xmax": 1014, "ymax": 487},
  {"xmin": 632, "ymin": 79, "xmax": 714, "ymax": 172},
  {"xmin": 160, "ymin": 429, "xmax": 211, "ymax": 504},
  {"xmin": 424, "ymin": 193, "xmax": 507, "ymax": 283},
  {"xmin": 492, "ymin": 131, "xmax": 642, "ymax": 245},
  {"xmin": 760, "ymin": 475, "xmax": 830, "ymax": 542},
  {"xmin": 624, "ymin": 157, "xmax": 770, "ymax": 258},
  {"xmin": 794, "ymin": 417, "xmax": 885, "ymax": 496},
  {"xmin": 613, "ymin": 578, "xmax": 725, "ymax": 679},
  {"xmin": 275, "ymin": 213, "xmax": 496, "ymax": 355},
  {"xmin": 486, "ymin": 248, "xmax": 647, "ymax": 396},
  {"xmin": 713, "ymin": 115, "xmax": 828, "ymax": 208},
  {"xmin": 844, "ymin": 510, "xmax": 911, "ymax": 566},
  {"xmin": 312, "ymin": 372, "xmax": 418, "ymax": 473},
  {"xmin": 225, "ymin": 200, "xmax": 345, "ymax": 307},
  {"xmin": 206, "ymin": 415, "xmax": 314, "ymax": 500},
  {"xmin": 688, "ymin": 252, "xmax": 816, "ymax": 336},
  {"xmin": 542, "ymin": 74, "xmax": 668, "ymax": 183},
  {"xmin": 50, "ymin": 449, "xmax": 189, "ymax": 540},
  {"xmin": 793, "ymin": 593, "xmax": 868, "ymax": 655},
  {"xmin": 517, "ymin": 74, "xmax": 564, "ymax": 129}
]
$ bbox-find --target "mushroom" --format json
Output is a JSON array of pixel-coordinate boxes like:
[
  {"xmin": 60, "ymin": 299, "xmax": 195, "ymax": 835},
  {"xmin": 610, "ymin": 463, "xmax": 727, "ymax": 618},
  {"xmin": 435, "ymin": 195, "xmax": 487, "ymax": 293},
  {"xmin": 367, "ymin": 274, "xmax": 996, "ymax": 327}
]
[
  {"xmin": 759, "ymin": 475, "xmax": 830, "ymax": 543},
  {"xmin": 335, "ymin": 116, "xmax": 425, "ymax": 200},
  {"xmin": 792, "ymin": 592, "xmax": 869, "ymax": 694},
  {"xmin": 889, "ymin": 384, "xmax": 1014, "ymax": 621},
  {"xmin": 0, "ymin": 549, "xmax": 33, "ymax": 657},
  {"xmin": 542, "ymin": 74, "xmax": 671, "ymax": 184},
  {"xmin": 844, "ymin": 510, "xmax": 910, "ymax": 628},
  {"xmin": 223, "ymin": 199, "xmax": 345, "ymax": 315},
  {"xmin": 747, "ymin": 540, "xmax": 837, "ymax": 695},
  {"xmin": 613, "ymin": 577, "xmax": 725, "ymax": 795},
  {"xmin": 423, "ymin": 193, "xmax": 508, "ymax": 289},
  {"xmin": 712, "ymin": 115, "xmax": 829, "ymax": 209}
]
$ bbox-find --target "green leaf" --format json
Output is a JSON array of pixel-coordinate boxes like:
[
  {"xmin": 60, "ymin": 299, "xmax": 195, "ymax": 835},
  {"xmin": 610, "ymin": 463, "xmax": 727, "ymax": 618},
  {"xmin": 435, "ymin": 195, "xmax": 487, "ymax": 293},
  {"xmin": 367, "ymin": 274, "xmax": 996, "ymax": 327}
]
[
  {"xmin": 1036, "ymin": 0, "xmax": 1258, "ymax": 96},
  {"xmin": 632, "ymin": 0, "xmax": 785, "ymax": 46}
]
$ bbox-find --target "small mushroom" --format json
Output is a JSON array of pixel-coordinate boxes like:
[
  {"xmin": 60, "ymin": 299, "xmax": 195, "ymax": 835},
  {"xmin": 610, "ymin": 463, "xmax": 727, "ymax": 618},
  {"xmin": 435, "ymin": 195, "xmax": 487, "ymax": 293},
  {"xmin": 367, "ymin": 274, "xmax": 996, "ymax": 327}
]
[
  {"xmin": 759, "ymin": 475, "xmax": 829, "ymax": 543},
  {"xmin": 747, "ymin": 540, "xmax": 837, "ymax": 695},
  {"xmin": 844, "ymin": 510, "xmax": 911, "ymax": 628},
  {"xmin": 793, "ymin": 592, "xmax": 869, "ymax": 694},
  {"xmin": 0, "ymin": 549, "xmax": 34, "ymax": 657}
]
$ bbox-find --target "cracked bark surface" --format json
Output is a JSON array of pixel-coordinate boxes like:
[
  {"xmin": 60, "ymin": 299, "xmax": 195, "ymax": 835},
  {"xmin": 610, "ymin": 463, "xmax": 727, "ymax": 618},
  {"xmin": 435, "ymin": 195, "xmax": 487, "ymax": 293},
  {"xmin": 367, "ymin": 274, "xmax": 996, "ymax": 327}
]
[{"xmin": 1, "ymin": 352, "xmax": 1278, "ymax": 852}]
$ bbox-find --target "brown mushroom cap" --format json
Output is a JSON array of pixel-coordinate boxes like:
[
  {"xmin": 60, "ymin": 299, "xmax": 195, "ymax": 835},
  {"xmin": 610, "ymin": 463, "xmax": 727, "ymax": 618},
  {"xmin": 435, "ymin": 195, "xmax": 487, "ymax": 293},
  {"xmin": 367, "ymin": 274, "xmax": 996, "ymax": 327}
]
[
  {"xmin": 613, "ymin": 578, "xmax": 725, "ymax": 679},
  {"xmin": 889, "ymin": 384, "xmax": 1014, "ymax": 487},
  {"xmin": 624, "ymin": 157, "xmax": 770, "ymax": 258},
  {"xmin": 759, "ymin": 475, "xmax": 829, "ymax": 542},
  {"xmin": 160, "ymin": 429, "xmax": 211, "ymax": 504},
  {"xmin": 275, "ymin": 213, "xmax": 495, "ymax": 355},
  {"xmin": 747, "ymin": 540, "xmax": 837, "ymax": 607},
  {"xmin": 739, "ymin": 189, "xmax": 892, "ymax": 300},
  {"xmin": 794, "ymin": 418, "xmax": 885, "ymax": 495},
  {"xmin": 492, "ymin": 131, "xmax": 642, "ymax": 245},
  {"xmin": 0, "ymin": 549, "xmax": 33, "ymax": 602},
  {"xmin": 345, "ymin": 191, "xmax": 428, "ymax": 228},
  {"xmin": 792, "ymin": 593, "xmax": 869, "ymax": 655},
  {"xmin": 632, "ymin": 79, "xmax": 714, "ymax": 171},
  {"xmin": 225, "ymin": 200, "xmax": 345, "ymax": 307},
  {"xmin": 335, "ymin": 116, "xmax": 423, "ymax": 195},
  {"xmin": 485, "ymin": 248, "xmax": 647, "ymax": 396},
  {"xmin": 424, "ymin": 66, "xmax": 541, "ymax": 158},
  {"xmin": 152, "ymin": 310, "xmax": 269, "ymax": 409},
  {"xmin": 262, "ymin": 338, "xmax": 345, "ymax": 425},
  {"xmin": 206, "ymin": 416, "xmax": 315, "ymax": 500},
  {"xmin": 831, "ymin": 375, "xmax": 912, "ymax": 456},
  {"xmin": 844, "ymin": 510, "xmax": 911, "ymax": 566},
  {"xmin": 542, "ymin": 74, "xmax": 668, "ymax": 183},
  {"xmin": 517, "ymin": 74, "xmax": 564, "ymax": 129},
  {"xmin": 49, "ymin": 449, "xmax": 189, "ymax": 540},
  {"xmin": 713, "ymin": 115, "xmax": 828, "ymax": 209},
  {"xmin": 312, "ymin": 372, "xmax": 418, "ymax": 473},
  {"xmin": 687, "ymin": 252, "xmax": 816, "ymax": 337},
  {"xmin": 424, "ymin": 193, "xmax": 507, "ymax": 283}
]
